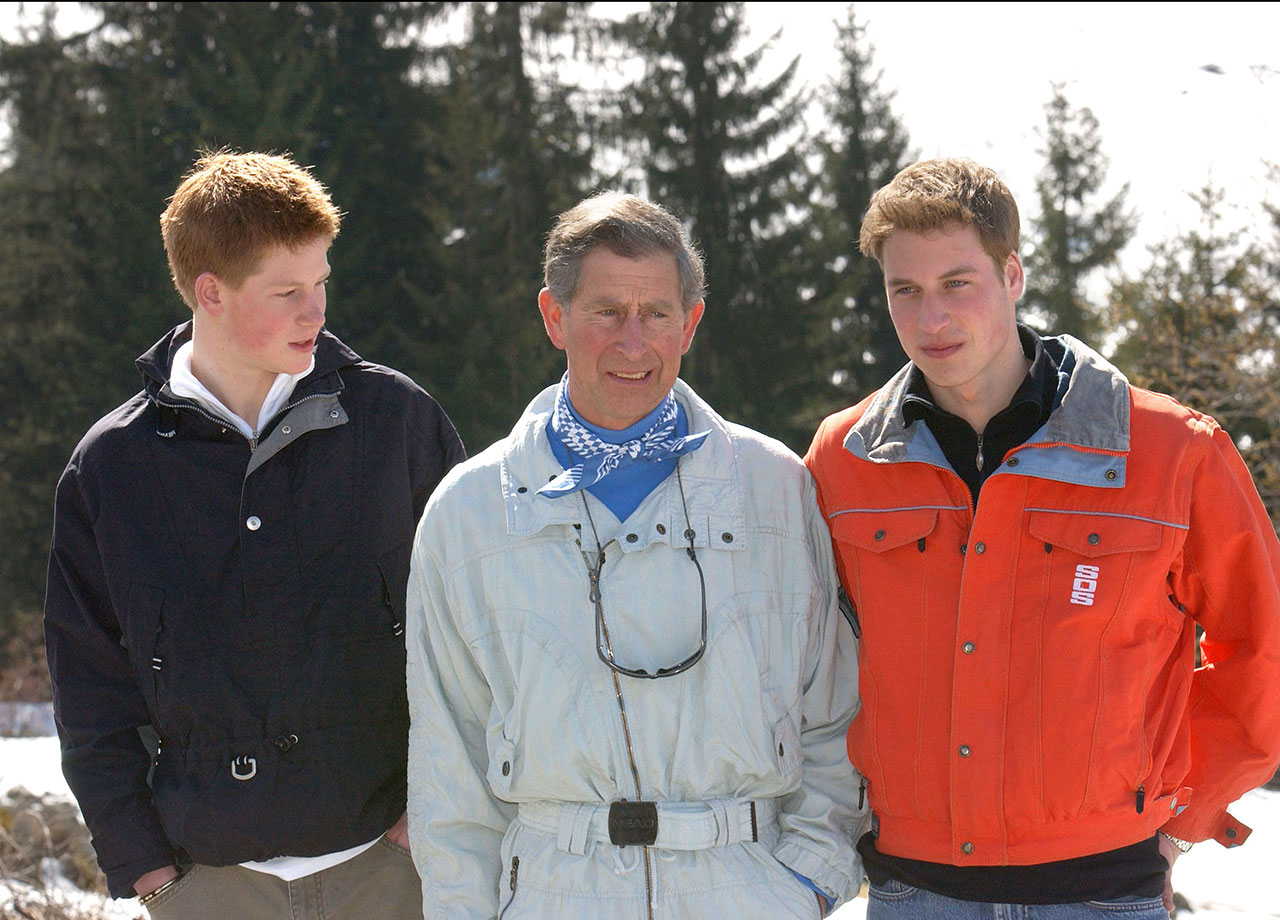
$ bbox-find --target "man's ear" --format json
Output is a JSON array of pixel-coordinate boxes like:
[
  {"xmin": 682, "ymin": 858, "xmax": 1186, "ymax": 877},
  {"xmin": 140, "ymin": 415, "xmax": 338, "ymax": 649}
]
[
  {"xmin": 681, "ymin": 300, "xmax": 705, "ymax": 354},
  {"xmin": 538, "ymin": 287, "xmax": 567, "ymax": 350},
  {"xmin": 193, "ymin": 272, "xmax": 226, "ymax": 316},
  {"xmin": 1004, "ymin": 251, "xmax": 1025, "ymax": 301}
]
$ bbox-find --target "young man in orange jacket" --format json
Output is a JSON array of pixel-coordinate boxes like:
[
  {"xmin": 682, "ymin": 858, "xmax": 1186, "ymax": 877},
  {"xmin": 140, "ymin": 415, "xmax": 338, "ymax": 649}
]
[{"xmin": 805, "ymin": 158, "xmax": 1280, "ymax": 919}]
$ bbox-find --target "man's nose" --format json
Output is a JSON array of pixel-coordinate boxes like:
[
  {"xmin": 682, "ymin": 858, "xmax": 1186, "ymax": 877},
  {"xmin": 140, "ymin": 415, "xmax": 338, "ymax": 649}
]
[
  {"xmin": 616, "ymin": 314, "xmax": 646, "ymax": 357},
  {"xmin": 918, "ymin": 294, "xmax": 950, "ymax": 333},
  {"xmin": 301, "ymin": 286, "xmax": 326, "ymax": 326}
]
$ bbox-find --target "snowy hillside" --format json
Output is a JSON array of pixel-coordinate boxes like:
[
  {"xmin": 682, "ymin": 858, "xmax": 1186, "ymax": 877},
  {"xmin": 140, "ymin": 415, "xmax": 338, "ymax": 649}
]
[{"xmin": 3, "ymin": 735, "xmax": 1277, "ymax": 918}]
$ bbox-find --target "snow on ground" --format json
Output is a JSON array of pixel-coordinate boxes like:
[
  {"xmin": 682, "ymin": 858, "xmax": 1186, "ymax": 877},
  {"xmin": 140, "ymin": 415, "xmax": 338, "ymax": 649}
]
[{"xmin": 3, "ymin": 735, "xmax": 1277, "ymax": 918}]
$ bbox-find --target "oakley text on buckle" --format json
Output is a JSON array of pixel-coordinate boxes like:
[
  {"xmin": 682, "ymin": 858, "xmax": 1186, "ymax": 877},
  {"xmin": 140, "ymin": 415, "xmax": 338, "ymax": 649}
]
[{"xmin": 608, "ymin": 801, "xmax": 658, "ymax": 846}]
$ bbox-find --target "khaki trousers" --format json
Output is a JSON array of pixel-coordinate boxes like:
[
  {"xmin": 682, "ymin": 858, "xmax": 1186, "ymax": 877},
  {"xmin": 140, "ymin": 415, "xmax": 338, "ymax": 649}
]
[{"xmin": 144, "ymin": 838, "xmax": 423, "ymax": 920}]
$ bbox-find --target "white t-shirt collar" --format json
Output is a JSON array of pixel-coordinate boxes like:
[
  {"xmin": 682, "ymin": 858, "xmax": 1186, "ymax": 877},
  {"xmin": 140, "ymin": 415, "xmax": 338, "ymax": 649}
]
[{"xmin": 168, "ymin": 340, "xmax": 316, "ymax": 439}]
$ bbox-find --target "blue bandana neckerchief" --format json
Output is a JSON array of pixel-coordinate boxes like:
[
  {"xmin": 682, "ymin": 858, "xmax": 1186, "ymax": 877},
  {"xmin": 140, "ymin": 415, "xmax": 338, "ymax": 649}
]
[{"xmin": 538, "ymin": 379, "xmax": 710, "ymax": 498}]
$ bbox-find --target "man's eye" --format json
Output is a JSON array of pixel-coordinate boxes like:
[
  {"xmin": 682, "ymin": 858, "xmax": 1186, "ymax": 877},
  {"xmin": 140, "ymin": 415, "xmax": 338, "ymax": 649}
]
[
  {"xmin": 893, "ymin": 286, "xmax": 916, "ymax": 296},
  {"xmin": 277, "ymin": 289, "xmax": 298, "ymax": 298},
  {"xmin": 945, "ymin": 279, "xmax": 969, "ymax": 289}
]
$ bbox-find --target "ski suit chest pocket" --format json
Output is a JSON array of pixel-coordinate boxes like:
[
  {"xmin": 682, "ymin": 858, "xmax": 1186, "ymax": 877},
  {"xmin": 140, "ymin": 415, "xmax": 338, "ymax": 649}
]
[
  {"xmin": 829, "ymin": 508, "xmax": 939, "ymax": 618},
  {"xmin": 1027, "ymin": 511, "xmax": 1167, "ymax": 617}
]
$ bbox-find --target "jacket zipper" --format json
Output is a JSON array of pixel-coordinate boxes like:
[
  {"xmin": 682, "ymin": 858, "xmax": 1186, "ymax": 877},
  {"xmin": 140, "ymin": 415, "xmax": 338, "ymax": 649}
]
[
  {"xmin": 579, "ymin": 526, "xmax": 655, "ymax": 920},
  {"xmin": 975, "ymin": 433, "xmax": 984, "ymax": 473},
  {"xmin": 154, "ymin": 389, "xmax": 340, "ymax": 452},
  {"xmin": 1136, "ymin": 784, "xmax": 1145, "ymax": 814},
  {"xmin": 497, "ymin": 856, "xmax": 519, "ymax": 920}
]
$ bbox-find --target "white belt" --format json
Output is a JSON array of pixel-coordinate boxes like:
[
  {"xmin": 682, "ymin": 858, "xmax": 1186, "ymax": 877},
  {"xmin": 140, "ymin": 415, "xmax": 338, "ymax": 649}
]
[{"xmin": 517, "ymin": 797, "xmax": 775, "ymax": 855}]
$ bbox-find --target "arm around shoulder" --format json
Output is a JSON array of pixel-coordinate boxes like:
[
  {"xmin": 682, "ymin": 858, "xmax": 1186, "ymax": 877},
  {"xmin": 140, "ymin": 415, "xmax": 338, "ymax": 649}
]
[{"xmin": 772, "ymin": 475, "xmax": 867, "ymax": 906}]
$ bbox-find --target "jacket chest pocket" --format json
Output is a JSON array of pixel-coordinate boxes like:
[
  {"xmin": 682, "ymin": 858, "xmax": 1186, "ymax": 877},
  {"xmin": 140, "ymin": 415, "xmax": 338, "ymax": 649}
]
[
  {"xmin": 829, "ymin": 508, "xmax": 942, "ymax": 635},
  {"xmin": 1027, "ymin": 510, "xmax": 1171, "ymax": 622}
]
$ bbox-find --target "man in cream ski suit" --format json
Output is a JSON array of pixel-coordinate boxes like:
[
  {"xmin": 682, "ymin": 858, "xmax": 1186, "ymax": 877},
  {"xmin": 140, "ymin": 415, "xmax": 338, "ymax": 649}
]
[{"xmin": 406, "ymin": 192, "xmax": 865, "ymax": 918}]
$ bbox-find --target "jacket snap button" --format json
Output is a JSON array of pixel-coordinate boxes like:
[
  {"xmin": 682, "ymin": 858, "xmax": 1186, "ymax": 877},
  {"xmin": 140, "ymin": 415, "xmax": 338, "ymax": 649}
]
[
  {"xmin": 1088, "ymin": 533, "xmax": 1100, "ymax": 545},
  {"xmin": 1007, "ymin": 457, "xmax": 1018, "ymax": 467},
  {"xmin": 1105, "ymin": 469, "xmax": 1117, "ymax": 481},
  {"xmin": 962, "ymin": 841, "xmax": 974, "ymax": 854},
  {"xmin": 721, "ymin": 532, "xmax": 733, "ymax": 543},
  {"xmin": 974, "ymin": 542, "xmax": 985, "ymax": 554},
  {"xmin": 281, "ymin": 425, "xmax": 292, "ymax": 435},
  {"xmin": 502, "ymin": 761, "xmax": 511, "ymax": 776},
  {"xmin": 273, "ymin": 734, "xmax": 297, "ymax": 752},
  {"xmin": 246, "ymin": 516, "xmax": 261, "ymax": 531},
  {"xmin": 517, "ymin": 486, "xmax": 527, "ymax": 494},
  {"xmin": 1226, "ymin": 827, "xmax": 1238, "ymax": 839},
  {"xmin": 960, "ymin": 543, "xmax": 967, "ymax": 555},
  {"xmin": 656, "ymin": 524, "xmax": 666, "ymax": 534},
  {"xmin": 626, "ymin": 533, "xmax": 638, "ymax": 543},
  {"xmin": 963, "ymin": 642, "xmax": 975, "ymax": 654},
  {"xmin": 959, "ymin": 745, "xmax": 971, "ymax": 757},
  {"xmin": 874, "ymin": 529, "xmax": 885, "ymax": 541},
  {"xmin": 329, "ymin": 409, "xmax": 340, "ymax": 419}
]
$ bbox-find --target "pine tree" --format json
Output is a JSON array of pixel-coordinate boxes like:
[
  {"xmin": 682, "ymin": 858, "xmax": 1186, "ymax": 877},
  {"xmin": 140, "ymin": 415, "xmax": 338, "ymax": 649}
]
[
  {"xmin": 0, "ymin": 2, "xmax": 452, "ymax": 640},
  {"xmin": 614, "ymin": 1, "xmax": 820, "ymax": 449},
  {"xmin": 1107, "ymin": 184, "xmax": 1280, "ymax": 528},
  {"xmin": 810, "ymin": 7, "xmax": 912, "ymax": 408},
  {"xmin": 1024, "ymin": 85, "xmax": 1135, "ymax": 339},
  {"xmin": 421, "ymin": 2, "xmax": 602, "ymax": 450}
]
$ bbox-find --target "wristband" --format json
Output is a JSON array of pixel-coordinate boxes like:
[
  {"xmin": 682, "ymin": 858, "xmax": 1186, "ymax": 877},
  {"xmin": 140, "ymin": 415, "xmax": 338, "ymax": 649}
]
[
  {"xmin": 139, "ymin": 875, "xmax": 180, "ymax": 905},
  {"xmin": 1161, "ymin": 831, "xmax": 1194, "ymax": 854}
]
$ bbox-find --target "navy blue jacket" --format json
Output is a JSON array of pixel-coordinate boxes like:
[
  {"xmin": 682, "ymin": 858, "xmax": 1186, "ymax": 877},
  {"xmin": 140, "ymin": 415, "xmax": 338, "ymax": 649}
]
[{"xmin": 44, "ymin": 323, "xmax": 464, "ymax": 897}]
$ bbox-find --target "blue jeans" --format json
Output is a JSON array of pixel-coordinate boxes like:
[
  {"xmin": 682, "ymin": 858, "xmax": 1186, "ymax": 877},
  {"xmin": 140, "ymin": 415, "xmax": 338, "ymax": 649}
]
[{"xmin": 867, "ymin": 880, "xmax": 1169, "ymax": 920}]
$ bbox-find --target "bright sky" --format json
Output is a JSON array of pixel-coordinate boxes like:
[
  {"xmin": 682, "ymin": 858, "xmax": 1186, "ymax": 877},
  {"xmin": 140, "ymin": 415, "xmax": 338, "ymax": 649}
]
[
  {"xmin": 3, "ymin": 1, "xmax": 1277, "ymax": 270},
  {"xmin": 751, "ymin": 1, "xmax": 1280, "ymax": 271}
]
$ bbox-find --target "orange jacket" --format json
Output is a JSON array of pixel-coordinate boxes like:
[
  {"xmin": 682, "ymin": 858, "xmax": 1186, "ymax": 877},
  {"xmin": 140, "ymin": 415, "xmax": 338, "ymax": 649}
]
[{"xmin": 805, "ymin": 336, "xmax": 1280, "ymax": 867}]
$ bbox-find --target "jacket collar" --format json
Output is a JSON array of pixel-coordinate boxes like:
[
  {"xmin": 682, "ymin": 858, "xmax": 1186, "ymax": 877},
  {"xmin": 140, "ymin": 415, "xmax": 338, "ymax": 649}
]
[
  {"xmin": 499, "ymin": 378, "xmax": 747, "ymax": 548},
  {"xmin": 845, "ymin": 332, "xmax": 1131, "ymax": 462},
  {"xmin": 136, "ymin": 322, "xmax": 360, "ymax": 403}
]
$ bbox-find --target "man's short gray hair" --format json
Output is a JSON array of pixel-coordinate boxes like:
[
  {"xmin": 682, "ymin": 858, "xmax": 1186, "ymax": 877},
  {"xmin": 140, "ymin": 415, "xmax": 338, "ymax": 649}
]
[{"xmin": 543, "ymin": 191, "xmax": 706, "ymax": 310}]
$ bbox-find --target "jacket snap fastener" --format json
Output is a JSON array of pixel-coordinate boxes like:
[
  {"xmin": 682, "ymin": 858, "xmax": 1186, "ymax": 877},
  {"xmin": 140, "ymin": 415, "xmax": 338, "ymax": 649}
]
[
  {"xmin": 961, "ymin": 841, "xmax": 974, "ymax": 854},
  {"xmin": 501, "ymin": 761, "xmax": 511, "ymax": 776},
  {"xmin": 626, "ymin": 533, "xmax": 638, "ymax": 543},
  {"xmin": 959, "ymin": 745, "xmax": 971, "ymax": 757},
  {"xmin": 329, "ymin": 409, "xmax": 340, "ymax": 419},
  {"xmin": 273, "ymin": 734, "xmax": 297, "ymax": 752},
  {"xmin": 517, "ymin": 486, "xmax": 527, "ymax": 494},
  {"xmin": 960, "ymin": 543, "xmax": 967, "ymax": 555},
  {"xmin": 281, "ymin": 425, "xmax": 292, "ymax": 435},
  {"xmin": 656, "ymin": 524, "xmax": 666, "ymax": 534},
  {"xmin": 246, "ymin": 516, "xmax": 261, "ymax": 531},
  {"xmin": 874, "ymin": 529, "xmax": 885, "ymax": 541},
  {"xmin": 1226, "ymin": 827, "xmax": 1238, "ymax": 839},
  {"xmin": 1105, "ymin": 469, "xmax": 1117, "ymax": 481},
  {"xmin": 962, "ymin": 642, "xmax": 975, "ymax": 654},
  {"xmin": 1007, "ymin": 457, "xmax": 1019, "ymax": 467},
  {"xmin": 722, "ymin": 532, "xmax": 733, "ymax": 543},
  {"xmin": 974, "ymin": 542, "xmax": 985, "ymax": 554},
  {"xmin": 1088, "ymin": 533, "xmax": 1100, "ymax": 545}
]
